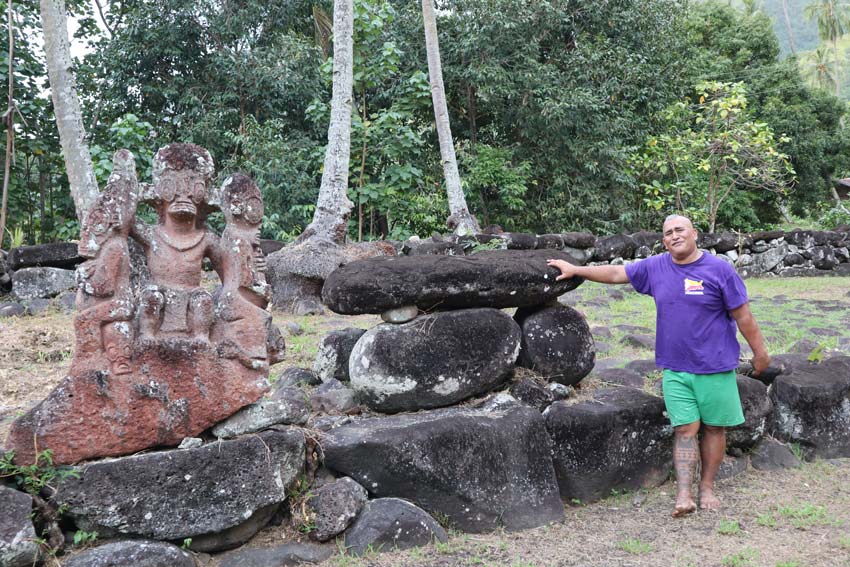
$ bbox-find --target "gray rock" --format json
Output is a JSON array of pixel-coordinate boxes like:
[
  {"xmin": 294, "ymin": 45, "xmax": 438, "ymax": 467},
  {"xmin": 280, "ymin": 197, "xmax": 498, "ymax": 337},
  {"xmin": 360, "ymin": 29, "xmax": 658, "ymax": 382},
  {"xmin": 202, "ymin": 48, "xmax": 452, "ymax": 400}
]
[
  {"xmin": 514, "ymin": 304, "xmax": 595, "ymax": 387},
  {"xmin": 716, "ymin": 454, "xmax": 749, "ymax": 481},
  {"xmin": 0, "ymin": 486, "xmax": 40, "ymax": 567},
  {"xmin": 509, "ymin": 377, "xmax": 555, "ymax": 412},
  {"xmin": 188, "ymin": 503, "xmax": 279, "ymax": 553},
  {"xmin": 212, "ymin": 393, "xmax": 310, "ymax": 438},
  {"xmin": 477, "ymin": 392, "xmax": 521, "ymax": 411},
  {"xmin": 323, "ymin": 405, "xmax": 564, "ymax": 532},
  {"xmin": 750, "ymin": 245, "xmax": 788, "ymax": 274},
  {"xmin": 536, "ymin": 234, "xmax": 564, "ymax": 249},
  {"xmin": 547, "ymin": 383, "xmax": 573, "ymax": 401},
  {"xmin": 275, "ymin": 367, "xmax": 321, "ymax": 389},
  {"xmin": 177, "ymin": 437, "xmax": 203, "ymax": 450},
  {"xmin": 25, "ymin": 298, "xmax": 52, "ymax": 315},
  {"xmin": 769, "ymin": 356, "xmax": 850, "ymax": 459},
  {"xmin": 503, "ymin": 232, "xmax": 538, "ymax": 249},
  {"xmin": 307, "ymin": 477, "xmax": 368, "ymax": 542},
  {"xmin": 349, "ymin": 308, "xmax": 521, "ymax": 413},
  {"xmin": 293, "ymin": 297, "xmax": 325, "ymax": 316},
  {"xmin": 284, "ymin": 321, "xmax": 303, "ymax": 336},
  {"xmin": 544, "ymin": 388, "xmax": 672, "ymax": 503},
  {"xmin": 321, "ymin": 249, "xmax": 583, "ymax": 315},
  {"xmin": 313, "ymin": 328, "xmax": 367, "ymax": 383},
  {"xmin": 62, "ymin": 540, "xmax": 194, "ymax": 567},
  {"xmin": 7, "ymin": 242, "xmax": 82, "ymax": 270},
  {"xmin": 620, "ymin": 334, "xmax": 654, "ymax": 350},
  {"xmin": 344, "ymin": 498, "xmax": 447, "ymax": 556},
  {"xmin": 592, "ymin": 367, "xmax": 645, "ymax": 389},
  {"xmin": 594, "ymin": 234, "xmax": 637, "ymax": 261},
  {"xmin": 0, "ymin": 302, "xmax": 26, "ymax": 318},
  {"xmin": 310, "ymin": 379, "xmax": 359, "ymax": 414},
  {"xmin": 267, "ymin": 271, "xmax": 324, "ymax": 313},
  {"xmin": 217, "ymin": 543, "xmax": 334, "ymax": 567},
  {"xmin": 57, "ymin": 428, "xmax": 305, "ymax": 540},
  {"xmin": 12, "ymin": 267, "xmax": 76, "ymax": 300},
  {"xmin": 727, "ymin": 375, "xmax": 772, "ymax": 450},
  {"xmin": 750, "ymin": 438, "xmax": 802, "ymax": 471},
  {"xmin": 561, "ymin": 232, "xmax": 596, "ymax": 249},
  {"xmin": 56, "ymin": 290, "xmax": 77, "ymax": 312},
  {"xmin": 380, "ymin": 305, "xmax": 419, "ymax": 324}
]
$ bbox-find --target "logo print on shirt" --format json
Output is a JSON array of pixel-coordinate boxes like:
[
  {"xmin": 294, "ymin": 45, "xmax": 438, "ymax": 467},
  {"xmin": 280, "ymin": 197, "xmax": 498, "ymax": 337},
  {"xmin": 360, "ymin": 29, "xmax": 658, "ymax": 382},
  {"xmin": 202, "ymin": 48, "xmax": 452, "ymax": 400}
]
[{"xmin": 684, "ymin": 278, "xmax": 704, "ymax": 295}]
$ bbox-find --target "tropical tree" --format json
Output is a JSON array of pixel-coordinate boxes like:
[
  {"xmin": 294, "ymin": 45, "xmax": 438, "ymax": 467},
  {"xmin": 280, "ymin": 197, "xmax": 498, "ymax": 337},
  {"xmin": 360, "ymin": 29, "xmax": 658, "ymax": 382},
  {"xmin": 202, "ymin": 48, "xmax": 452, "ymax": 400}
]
[
  {"xmin": 39, "ymin": 0, "xmax": 98, "ymax": 220},
  {"xmin": 806, "ymin": 47, "xmax": 837, "ymax": 91},
  {"xmin": 804, "ymin": 0, "xmax": 850, "ymax": 96},
  {"xmin": 298, "ymin": 0, "xmax": 354, "ymax": 245},
  {"xmin": 421, "ymin": 0, "xmax": 478, "ymax": 235},
  {"xmin": 631, "ymin": 82, "xmax": 796, "ymax": 233}
]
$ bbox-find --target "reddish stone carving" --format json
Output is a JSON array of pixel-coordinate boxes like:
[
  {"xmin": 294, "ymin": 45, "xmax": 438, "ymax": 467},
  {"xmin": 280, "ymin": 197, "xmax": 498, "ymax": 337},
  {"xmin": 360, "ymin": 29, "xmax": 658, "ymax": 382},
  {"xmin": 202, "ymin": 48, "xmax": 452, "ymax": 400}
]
[{"xmin": 6, "ymin": 145, "xmax": 281, "ymax": 465}]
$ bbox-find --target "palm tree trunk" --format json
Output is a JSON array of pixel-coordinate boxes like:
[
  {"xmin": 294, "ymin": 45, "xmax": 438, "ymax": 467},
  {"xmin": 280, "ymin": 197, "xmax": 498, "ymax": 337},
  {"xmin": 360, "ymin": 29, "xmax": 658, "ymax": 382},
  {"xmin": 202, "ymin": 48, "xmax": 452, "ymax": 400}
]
[
  {"xmin": 422, "ymin": 0, "xmax": 479, "ymax": 235},
  {"xmin": 833, "ymin": 36, "xmax": 841, "ymax": 97},
  {"xmin": 782, "ymin": 0, "xmax": 797, "ymax": 54},
  {"xmin": 299, "ymin": 0, "xmax": 354, "ymax": 245},
  {"xmin": 40, "ymin": 0, "xmax": 99, "ymax": 221},
  {"xmin": 0, "ymin": 0, "xmax": 14, "ymax": 250}
]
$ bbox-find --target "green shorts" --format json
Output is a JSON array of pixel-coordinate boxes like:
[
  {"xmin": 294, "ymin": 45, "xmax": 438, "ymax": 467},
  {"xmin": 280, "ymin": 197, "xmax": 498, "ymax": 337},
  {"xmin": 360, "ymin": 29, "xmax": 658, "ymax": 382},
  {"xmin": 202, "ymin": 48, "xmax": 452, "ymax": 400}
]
[{"xmin": 662, "ymin": 369, "xmax": 745, "ymax": 428}]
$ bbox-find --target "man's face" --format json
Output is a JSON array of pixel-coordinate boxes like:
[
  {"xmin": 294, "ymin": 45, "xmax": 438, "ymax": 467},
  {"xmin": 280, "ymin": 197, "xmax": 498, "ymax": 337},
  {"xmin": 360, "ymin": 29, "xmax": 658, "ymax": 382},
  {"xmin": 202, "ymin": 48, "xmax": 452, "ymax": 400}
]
[{"xmin": 662, "ymin": 217, "xmax": 698, "ymax": 259}]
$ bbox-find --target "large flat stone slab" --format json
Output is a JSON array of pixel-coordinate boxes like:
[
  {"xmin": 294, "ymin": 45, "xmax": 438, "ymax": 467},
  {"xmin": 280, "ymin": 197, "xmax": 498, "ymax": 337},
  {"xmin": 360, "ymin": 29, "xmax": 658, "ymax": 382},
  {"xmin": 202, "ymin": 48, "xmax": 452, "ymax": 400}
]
[
  {"xmin": 322, "ymin": 405, "xmax": 564, "ymax": 533},
  {"xmin": 55, "ymin": 428, "xmax": 304, "ymax": 540},
  {"xmin": 350, "ymin": 308, "xmax": 521, "ymax": 413},
  {"xmin": 321, "ymin": 249, "xmax": 583, "ymax": 314},
  {"xmin": 7, "ymin": 242, "xmax": 83, "ymax": 270}
]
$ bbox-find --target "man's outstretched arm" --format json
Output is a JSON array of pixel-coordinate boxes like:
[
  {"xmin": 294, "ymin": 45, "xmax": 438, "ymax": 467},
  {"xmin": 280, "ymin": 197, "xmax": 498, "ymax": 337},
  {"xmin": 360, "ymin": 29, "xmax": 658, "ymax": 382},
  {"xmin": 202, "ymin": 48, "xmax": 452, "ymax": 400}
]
[
  {"xmin": 730, "ymin": 302, "xmax": 770, "ymax": 376},
  {"xmin": 547, "ymin": 259, "xmax": 629, "ymax": 284}
]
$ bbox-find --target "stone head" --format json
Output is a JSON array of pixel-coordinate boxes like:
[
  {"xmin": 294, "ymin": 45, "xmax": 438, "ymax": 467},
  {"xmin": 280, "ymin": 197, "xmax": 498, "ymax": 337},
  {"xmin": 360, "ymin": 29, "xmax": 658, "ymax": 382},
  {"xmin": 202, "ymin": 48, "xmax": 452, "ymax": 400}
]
[
  {"xmin": 222, "ymin": 173, "xmax": 264, "ymax": 229},
  {"xmin": 152, "ymin": 143, "xmax": 215, "ymax": 222},
  {"xmin": 79, "ymin": 150, "xmax": 139, "ymax": 257}
]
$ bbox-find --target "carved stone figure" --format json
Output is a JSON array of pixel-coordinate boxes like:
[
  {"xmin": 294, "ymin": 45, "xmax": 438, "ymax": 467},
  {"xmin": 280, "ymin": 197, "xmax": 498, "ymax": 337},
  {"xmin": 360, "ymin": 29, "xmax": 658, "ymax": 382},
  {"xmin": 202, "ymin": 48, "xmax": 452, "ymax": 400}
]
[
  {"xmin": 74, "ymin": 150, "xmax": 138, "ymax": 376},
  {"xmin": 5, "ymin": 144, "xmax": 280, "ymax": 466},
  {"xmin": 132, "ymin": 144, "xmax": 222, "ymax": 340}
]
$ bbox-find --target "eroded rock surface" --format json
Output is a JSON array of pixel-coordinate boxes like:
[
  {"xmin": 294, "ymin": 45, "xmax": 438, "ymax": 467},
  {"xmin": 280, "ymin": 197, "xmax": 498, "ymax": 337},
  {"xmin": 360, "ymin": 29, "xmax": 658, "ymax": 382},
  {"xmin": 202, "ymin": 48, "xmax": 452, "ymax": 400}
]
[
  {"xmin": 322, "ymin": 405, "xmax": 564, "ymax": 532},
  {"xmin": 514, "ymin": 304, "xmax": 595, "ymax": 386},
  {"xmin": 349, "ymin": 308, "xmax": 521, "ymax": 412},
  {"xmin": 56, "ymin": 427, "xmax": 305, "ymax": 541},
  {"xmin": 344, "ymin": 498, "xmax": 447, "ymax": 555},
  {"xmin": 322, "ymin": 249, "xmax": 583, "ymax": 315},
  {"xmin": 545, "ymin": 388, "xmax": 672, "ymax": 503}
]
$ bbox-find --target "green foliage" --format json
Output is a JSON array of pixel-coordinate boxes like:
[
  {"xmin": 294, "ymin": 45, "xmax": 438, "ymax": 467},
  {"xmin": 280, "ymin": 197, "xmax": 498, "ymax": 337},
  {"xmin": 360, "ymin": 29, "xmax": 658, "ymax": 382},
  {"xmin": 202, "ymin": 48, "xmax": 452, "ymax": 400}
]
[
  {"xmin": 721, "ymin": 548, "xmax": 758, "ymax": 567},
  {"xmin": 617, "ymin": 538, "xmax": 653, "ymax": 554},
  {"xmin": 458, "ymin": 143, "xmax": 532, "ymax": 230},
  {"xmin": 73, "ymin": 530, "xmax": 98, "ymax": 546},
  {"xmin": 90, "ymin": 114, "xmax": 156, "ymax": 186},
  {"xmin": 717, "ymin": 518, "xmax": 743, "ymax": 535},
  {"xmin": 630, "ymin": 81, "xmax": 795, "ymax": 232},
  {"xmin": 0, "ymin": 449, "xmax": 79, "ymax": 496}
]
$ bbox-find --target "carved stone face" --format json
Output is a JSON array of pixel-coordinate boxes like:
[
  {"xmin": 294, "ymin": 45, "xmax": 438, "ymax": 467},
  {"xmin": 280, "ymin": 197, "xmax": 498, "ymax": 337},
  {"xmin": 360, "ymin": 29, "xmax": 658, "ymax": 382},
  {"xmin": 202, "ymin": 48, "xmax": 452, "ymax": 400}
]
[
  {"xmin": 158, "ymin": 170, "xmax": 207, "ymax": 220},
  {"xmin": 223, "ymin": 174, "xmax": 263, "ymax": 227}
]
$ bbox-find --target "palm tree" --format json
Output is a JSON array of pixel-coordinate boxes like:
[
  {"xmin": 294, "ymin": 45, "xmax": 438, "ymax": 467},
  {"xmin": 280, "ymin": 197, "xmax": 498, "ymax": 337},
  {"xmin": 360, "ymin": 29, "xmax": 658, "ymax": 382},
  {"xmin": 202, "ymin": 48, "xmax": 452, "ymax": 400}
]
[
  {"xmin": 783, "ymin": 0, "xmax": 798, "ymax": 54},
  {"xmin": 804, "ymin": 0, "xmax": 850, "ymax": 97},
  {"xmin": 806, "ymin": 47, "xmax": 837, "ymax": 91},
  {"xmin": 422, "ymin": 0, "xmax": 479, "ymax": 235},
  {"xmin": 39, "ymin": 0, "xmax": 99, "ymax": 221},
  {"xmin": 299, "ymin": 0, "xmax": 354, "ymax": 244}
]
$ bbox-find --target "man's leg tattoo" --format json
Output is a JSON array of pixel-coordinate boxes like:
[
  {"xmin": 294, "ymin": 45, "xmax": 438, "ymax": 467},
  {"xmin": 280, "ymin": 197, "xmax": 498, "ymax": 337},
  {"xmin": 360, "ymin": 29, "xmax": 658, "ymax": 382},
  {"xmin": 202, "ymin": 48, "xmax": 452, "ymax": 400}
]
[{"xmin": 673, "ymin": 430, "xmax": 699, "ymax": 517}]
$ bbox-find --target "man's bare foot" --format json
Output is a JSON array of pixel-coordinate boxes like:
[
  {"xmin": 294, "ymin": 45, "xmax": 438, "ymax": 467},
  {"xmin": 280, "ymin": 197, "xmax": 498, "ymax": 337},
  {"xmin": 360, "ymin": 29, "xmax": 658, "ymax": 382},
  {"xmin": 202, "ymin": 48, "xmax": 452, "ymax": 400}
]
[
  {"xmin": 699, "ymin": 487, "xmax": 722, "ymax": 511},
  {"xmin": 672, "ymin": 495, "xmax": 697, "ymax": 517}
]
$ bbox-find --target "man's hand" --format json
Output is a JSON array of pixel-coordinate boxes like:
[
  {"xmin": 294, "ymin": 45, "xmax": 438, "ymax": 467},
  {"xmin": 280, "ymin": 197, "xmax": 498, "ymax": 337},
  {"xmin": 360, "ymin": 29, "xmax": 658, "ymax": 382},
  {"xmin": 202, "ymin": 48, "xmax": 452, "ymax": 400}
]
[
  {"xmin": 751, "ymin": 350, "xmax": 770, "ymax": 377},
  {"xmin": 547, "ymin": 259, "xmax": 577, "ymax": 281}
]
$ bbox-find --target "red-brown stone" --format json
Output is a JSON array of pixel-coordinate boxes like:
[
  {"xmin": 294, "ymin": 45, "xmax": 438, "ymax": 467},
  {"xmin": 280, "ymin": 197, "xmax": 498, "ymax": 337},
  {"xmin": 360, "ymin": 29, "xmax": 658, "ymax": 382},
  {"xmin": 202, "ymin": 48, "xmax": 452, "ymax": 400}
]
[{"xmin": 5, "ymin": 147, "xmax": 278, "ymax": 465}]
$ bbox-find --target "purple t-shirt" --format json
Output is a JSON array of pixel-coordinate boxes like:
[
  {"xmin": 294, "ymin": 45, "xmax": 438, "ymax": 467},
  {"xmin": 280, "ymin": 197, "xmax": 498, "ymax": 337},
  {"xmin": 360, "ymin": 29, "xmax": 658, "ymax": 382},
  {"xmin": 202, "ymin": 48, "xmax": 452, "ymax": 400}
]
[{"xmin": 625, "ymin": 252, "xmax": 748, "ymax": 374}]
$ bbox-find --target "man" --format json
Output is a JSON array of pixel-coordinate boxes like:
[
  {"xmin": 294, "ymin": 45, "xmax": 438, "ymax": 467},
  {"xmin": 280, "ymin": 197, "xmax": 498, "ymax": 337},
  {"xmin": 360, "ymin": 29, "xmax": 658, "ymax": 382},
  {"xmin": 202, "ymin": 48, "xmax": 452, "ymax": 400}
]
[{"xmin": 547, "ymin": 215, "xmax": 769, "ymax": 517}]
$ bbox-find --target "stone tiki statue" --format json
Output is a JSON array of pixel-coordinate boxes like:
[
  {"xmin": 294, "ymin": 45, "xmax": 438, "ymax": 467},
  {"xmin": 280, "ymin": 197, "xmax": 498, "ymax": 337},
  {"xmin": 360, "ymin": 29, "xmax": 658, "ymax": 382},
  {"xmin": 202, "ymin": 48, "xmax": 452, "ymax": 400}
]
[{"xmin": 5, "ymin": 144, "xmax": 282, "ymax": 465}]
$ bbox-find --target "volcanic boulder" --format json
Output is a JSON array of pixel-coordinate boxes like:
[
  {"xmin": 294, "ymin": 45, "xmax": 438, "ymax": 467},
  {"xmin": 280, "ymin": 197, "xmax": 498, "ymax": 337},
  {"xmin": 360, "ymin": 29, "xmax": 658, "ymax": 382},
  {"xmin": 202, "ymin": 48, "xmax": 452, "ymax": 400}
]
[
  {"xmin": 55, "ymin": 428, "xmax": 305, "ymax": 541},
  {"xmin": 322, "ymin": 249, "xmax": 582, "ymax": 315},
  {"xmin": 544, "ymin": 388, "xmax": 672, "ymax": 503},
  {"xmin": 770, "ymin": 356, "xmax": 850, "ymax": 459},
  {"xmin": 514, "ymin": 304, "xmax": 595, "ymax": 386},
  {"xmin": 349, "ymin": 308, "xmax": 521, "ymax": 413},
  {"xmin": 322, "ymin": 405, "xmax": 565, "ymax": 532}
]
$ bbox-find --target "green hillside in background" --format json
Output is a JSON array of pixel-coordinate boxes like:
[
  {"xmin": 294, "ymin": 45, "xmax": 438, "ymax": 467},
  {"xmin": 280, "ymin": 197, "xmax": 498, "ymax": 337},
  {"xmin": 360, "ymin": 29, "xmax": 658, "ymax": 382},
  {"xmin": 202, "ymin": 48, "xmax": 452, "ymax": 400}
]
[{"xmin": 761, "ymin": 0, "xmax": 821, "ymax": 54}]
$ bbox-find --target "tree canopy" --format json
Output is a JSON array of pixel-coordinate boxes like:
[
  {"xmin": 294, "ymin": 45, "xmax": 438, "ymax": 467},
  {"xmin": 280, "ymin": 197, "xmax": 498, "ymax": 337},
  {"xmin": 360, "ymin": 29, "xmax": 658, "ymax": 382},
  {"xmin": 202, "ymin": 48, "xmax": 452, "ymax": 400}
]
[{"xmin": 3, "ymin": 0, "xmax": 849, "ymax": 246}]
